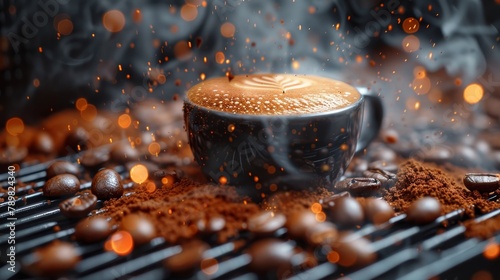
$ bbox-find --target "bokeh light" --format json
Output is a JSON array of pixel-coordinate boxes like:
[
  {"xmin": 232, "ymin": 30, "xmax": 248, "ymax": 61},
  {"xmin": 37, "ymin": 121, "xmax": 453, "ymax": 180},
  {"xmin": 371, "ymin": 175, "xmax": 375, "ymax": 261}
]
[
  {"xmin": 402, "ymin": 17, "xmax": 419, "ymax": 34},
  {"xmin": 173, "ymin": 40, "xmax": 192, "ymax": 59},
  {"xmin": 215, "ymin": 52, "xmax": 225, "ymax": 64},
  {"xmin": 180, "ymin": 4, "xmax": 198, "ymax": 21},
  {"xmin": 411, "ymin": 77, "xmax": 431, "ymax": 95},
  {"xmin": 201, "ymin": 258, "xmax": 218, "ymax": 275},
  {"xmin": 148, "ymin": 142, "xmax": 161, "ymax": 155},
  {"xmin": 110, "ymin": 231, "xmax": 134, "ymax": 256},
  {"xmin": 402, "ymin": 35, "xmax": 420, "ymax": 52},
  {"xmin": 463, "ymin": 83, "xmax": 484, "ymax": 104},
  {"xmin": 57, "ymin": 18, "xmax": 74, "ymax": 35},
  {"xmin": 118, "ymin": 114, "xmax": 132, "ymax": 129},
  {"xmin": 220, "ymin": 22, "xmax": 236, "ymax": 38},
  {"xmin": 311, "ymin": 203, "xmax": 322, "ymax": 214},
  {"xmin": 130, "ymin": 164, "xmax": 149, "ymax": 184},
  {"xmin": 75, "ymin": 98, "xmax": 88, "ymax": 111},
  {"xmin": 6, "ymin": 117, "xmax": 24, "ymax": 136},
  {"xmin": 483, "ymin": 242, "xmax": 499, "ymax": 260},
  {"xmin": 80, "ymin": 104, "xmax": 97, "ymax": 121},
  {"xmin": 103, "ymin": 10, "xmax": 126, "ymax": 32}
]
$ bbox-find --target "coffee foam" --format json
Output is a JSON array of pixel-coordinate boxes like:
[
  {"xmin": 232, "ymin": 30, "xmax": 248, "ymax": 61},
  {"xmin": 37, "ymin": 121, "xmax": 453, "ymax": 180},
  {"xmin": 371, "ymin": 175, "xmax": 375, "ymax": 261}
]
[{"xmin": 187, "ymin": 74, "xmax": 361, "ymax": 115}]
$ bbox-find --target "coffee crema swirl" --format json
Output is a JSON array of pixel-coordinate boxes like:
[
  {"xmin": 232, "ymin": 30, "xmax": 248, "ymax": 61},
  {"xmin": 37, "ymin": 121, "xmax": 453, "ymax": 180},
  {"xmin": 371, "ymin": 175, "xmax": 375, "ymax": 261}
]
[{"xmin": 186, "ymin": 74, "xmax": 361, "ymax": 115}]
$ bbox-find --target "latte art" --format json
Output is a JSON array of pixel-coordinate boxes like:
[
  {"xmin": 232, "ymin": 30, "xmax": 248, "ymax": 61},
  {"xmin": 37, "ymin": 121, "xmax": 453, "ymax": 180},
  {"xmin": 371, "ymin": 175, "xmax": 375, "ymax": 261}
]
[{"xmin": 187, "ymin": 74, "xmax": 361, "ymax": 115}]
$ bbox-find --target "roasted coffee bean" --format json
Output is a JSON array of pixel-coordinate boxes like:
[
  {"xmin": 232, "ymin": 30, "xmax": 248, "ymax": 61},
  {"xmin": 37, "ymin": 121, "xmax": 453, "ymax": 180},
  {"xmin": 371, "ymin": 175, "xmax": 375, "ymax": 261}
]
[
  {"xmin": 110, "ymin": 142, "xmax": 140, "ymax": 163},
  {"xmin": 30, "ymin": 131, "xmax": 55, "ymax": 154},
  {"xmin": 334, "ymin": 177, "xmax": 381, "ymax": 196},
  {"xmin": 362, "ymin": 198, "xmax": 395, "ymax": 225},
  {"xmin": 80, "ymin": 148, "xmax": 110, "ymax": 168},
  {"xmin": 164, "ymin": 240, "xmax": 209, "ymax": 274},
  {"xmin": 328, "ymin": 197, "xmax": 364, "ymax": 228},
  {"xmin": 285, "ymin": 211, "xmax": 319, "ymax": 239},
  {"xmin": 305, "ymin": 221, "xmax": 338, "ymax": 247},
  {"xmin": 367, "ymin": 160, "xmax": 398, "ymax": 174},
  {"xmin": 91, "ymin": 169, "xmax": 123, "ymax": 200},
  {"xmin": 248, "ymin": 211, "xmax": 286, "ymax": 235},
  {"xmin": 22, "ymin": 240, "xmax": 80, "ymax": 277},
  {"xmin": 196, "ymin": 216, "xmax": 226, "ymax": 234},
  {"xmin": 46, "ymin": 161, "xmax": 80, "ymax": 179},
  {"xmin": 463, "ymin": 173, "xmax": 500, "ymax": 193},
  {"xmin": 332, "ymin": 237, "xmax": 376, "ymax": 268},
  {"xmin": 246, "ymin": 239, "xmax": 296, "ymax": 273},
  {"xmin": 74, "ymin": 217, "xmax": 113, "ymax": 243},
  {"xmin": 63, "ymin": 127, "xmax": 89, "ymax": 153},
  {"xmin": 406, "ymin": 197, "xmax": 442, "ymax": 224},
  {"xmin": 0, "ymin": 146, "xmax": 28, "ymax": 165},
  {"xmin": 319, "ymin": 192, "xmax": 350, "ymax": 208},
  {"xmin": 59, "ymin": 193, "xmax": 97, "ymax": 218},
  {"xmin": 43, "ymin": 174, "xmax": 80, "ymax": 198},
  {"xmin": 119, "ymin": 214, "xmax": 157, "ymax": 245},
  {"xmin": 363, "ymin": 169, "xmax": 397, "ymax": 188}
]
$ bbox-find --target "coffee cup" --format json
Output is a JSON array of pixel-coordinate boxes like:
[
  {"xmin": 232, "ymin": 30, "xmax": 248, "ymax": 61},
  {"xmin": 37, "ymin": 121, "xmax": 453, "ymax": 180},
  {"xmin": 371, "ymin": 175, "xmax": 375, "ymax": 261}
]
[{"xmin": 183, "ymin": 74, "xmax": 383, "ymax": 196}]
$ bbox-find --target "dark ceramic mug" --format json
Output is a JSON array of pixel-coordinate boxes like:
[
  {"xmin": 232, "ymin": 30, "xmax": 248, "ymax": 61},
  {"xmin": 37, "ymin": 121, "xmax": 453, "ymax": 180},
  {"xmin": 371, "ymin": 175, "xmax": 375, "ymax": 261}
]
[{"xmin": 183, "ymin": 74, "xmax": 383, "ymax": 196}]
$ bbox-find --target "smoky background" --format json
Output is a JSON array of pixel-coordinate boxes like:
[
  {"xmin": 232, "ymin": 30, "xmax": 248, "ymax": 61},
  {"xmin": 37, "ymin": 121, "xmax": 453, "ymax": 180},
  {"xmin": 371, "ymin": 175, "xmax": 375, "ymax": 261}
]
[{"xmin": 1, "ymin": 0, "xmax": 500, "ymax": 168}]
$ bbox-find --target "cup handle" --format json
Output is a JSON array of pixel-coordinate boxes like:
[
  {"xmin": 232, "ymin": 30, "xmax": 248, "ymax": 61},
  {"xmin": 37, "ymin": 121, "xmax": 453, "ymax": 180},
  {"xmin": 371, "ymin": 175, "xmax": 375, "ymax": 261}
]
[{"xmin": 355, "ymin": 88, "xmax": 384, "ymax": 153}]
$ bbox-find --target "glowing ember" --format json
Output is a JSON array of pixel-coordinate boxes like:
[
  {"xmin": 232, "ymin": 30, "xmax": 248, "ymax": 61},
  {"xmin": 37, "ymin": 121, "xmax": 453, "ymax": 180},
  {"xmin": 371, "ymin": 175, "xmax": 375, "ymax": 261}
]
[
  {"xmin": 327, "ymin": 251, "xmax": 340, "ymax": 263},
  {"xmin": 130, "ymin": 164, "xmax": 149, "ymax": 184},
  {"xmin": 402, "ymin": 17, "xmax": 419, "ymax": 34},
  {"xmin": 109, "ymin": 231, "xmax": 134, "ymax": 256},
  {"xmin": 482, "ymin": 242, "xmax": 499, "ymax": 260},
  {"xmin": 463, "ymin": 83, "xmax": 484, "ymax": 104},
  {"xmin": 118, "ymin": 114, "xmax": 132, "ymax": 129},
  {"xmin": 103, "ymin": 10, "xmax": 126, "ymax": 33},
  {"xmin": 6, "ymin": 117, "xmax": 24, "ymax": 136},
  {"xmin": 219, "ymin": 176, "xmax": 228, "ymax": 185}
]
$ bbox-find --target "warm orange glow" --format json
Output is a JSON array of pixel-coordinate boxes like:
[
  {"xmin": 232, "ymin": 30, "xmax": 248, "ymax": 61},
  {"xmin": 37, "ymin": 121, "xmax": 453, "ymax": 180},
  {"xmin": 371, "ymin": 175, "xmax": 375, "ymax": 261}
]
[
  {"xmin": 269, "ymin": 184, "xmax": 278, "ymax": 192},
  {"xmin": 200, "ymin": 73, "xmax": 206, "ymax": 80},
  {"xmin": 110, "ymin": 231, "xmax": 134, "ymax": 256},
  {"xmin": 402, "ymin": 35, "xmax": 420, "ymax": 52},
  {"xmin": 402, "ymin": 17, "xmax": 419, "ymax": 34},
  {"xmin": 463, "ymin": 83, "xmax": 484, "ymax": 104},
  {"xmin": 315, "ymin": 212, "xmax": 326, "ymax": 222},
  {"xmin": 311, "ymin": 203, "xmax": 322, "ymax": 214},
  {"xmin": 174, "ymin": 40, "xmax": 191, "ymax": 59},
  {"xmin": 75, "ymin": 98, "xmax": 88, "ymax": 111},
  {"xmin": 220, "ymin": 22, "xmax": 236, "ymax": 38},
  {"xmin": 130, "ymin": 164, "xmax": 149, "ymax": 184},
  {"xmin": 219, "ymin": 176, "xmax": 228, "ymax": 185},
  {"xmin": 267, "ymin": 166, "xmax": 276, "ymax": 175},
  {"xmin": 413, "ymin": 66, "xmax": 426, "ymax": 78},
  {"xmin": 180, "ymin": 4, "xmax": 198, "ymax": 21},
  {"xmin": 201, "ymin": 258, "xmax": 218, "ymax": 275},
  {"xmin": 145, "ymin": 181, "xmax": 157, "ymax": 193},
  {"xmin": 412, "ymin": 77, "xmax": 431, "ymax": 94},
  {"xmin": 471, "ymin": 271, "xmax": 493, "ymax": 280},
  {"xmin": 327, "ymin": 251, "xmax": 340, "ymax": 263},
  {"xmin": 148, "ymin": 142, "xmax": 161, "ymax": 155},
  {"xmin": 132, "ymin": 9, "xmax": 142, "ymax": 23},
  {"xmin": 118, "ymin": 114, "xmax": 132, "ymax": 129},
  {"xmin": 33, "ymin": 78, "xmax": 40, "ymax": 87},
  {"xmin": 215, "ymin": 52, "xmax": 225, "ymax": 64},
  {"xmin": 103, "ymin": 10, "xmax": 126, "ymax": 32},
  {"xmin": 483, "ymin": 242, "xmax": 499, "ymax": 260},
  {"xmin": 292, "ymin": 60, "xmax": 300, "ymax": 70},
  {"xmin": 227, "ymin": 124, "xmax": 235, "ymax": 132},
  {"xmin": 414, "ymin": 101, "xmax": 420, "ymax": 110},
  {"xmin": 57, "ymin": 19, "xmax": 73, "ymax": 35},
  {"xmin": 6, "ymin": 117, "xmax": 24, "ymax": 136},
  {"xmin": 80, "ymin": 104, "xmax": 97, "ymax": 121}
]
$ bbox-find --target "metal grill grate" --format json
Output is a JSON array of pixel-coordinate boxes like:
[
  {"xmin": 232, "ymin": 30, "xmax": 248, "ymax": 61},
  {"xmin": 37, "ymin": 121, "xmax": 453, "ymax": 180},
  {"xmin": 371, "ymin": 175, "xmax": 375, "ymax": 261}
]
[{"xmin": 1, "ymin": 160, "xmax": 499, "ymax": 280}]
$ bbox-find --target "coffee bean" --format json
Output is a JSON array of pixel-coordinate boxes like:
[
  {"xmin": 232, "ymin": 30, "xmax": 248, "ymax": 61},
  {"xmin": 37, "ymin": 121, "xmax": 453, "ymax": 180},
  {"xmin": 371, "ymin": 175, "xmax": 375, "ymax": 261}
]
[
  {"xmin": 0, "ymin": 146, "xmax": 28, "ymax": 165},
  {"xmin": 367, "ymin": 160, "xmax": 398, "ymax": 174},
  {"xmin": 75, "ymin": 217, "xmax": 113, "ymax": 243},
  {"xmin": 63, "ymin": 127, "xmax": 89, "ymax": 154},
  {"xmin": 196, "ymin": 216, "xmax": 226, "ymax": 234},
  {"xmin": 91, "ymin": 169, "xmax": 123, "ymax": 200},
  {"xmin": 59, "ymin": 193, "xmax": 97, "ymax": 218},
  {"xmin": 46, "ymin": 161, "xmax": 79, "ymax": 179},
  {"xmin": 328, "ymin": 197, "xmax": 364, "ymax": 228},
  {"xmin": 22, "ymin": 240, "xmax": 80, "ymax": 277},
  {"xmin": 406, "ymin": 197, "xmax": 442, "ymax": 224},
  {"xmin": 334, "ymin": 177, "xmax": 381, "ymax": 196},
  {"xmin": 164, "ymin": 240, "xmax": 209, "ymax": 274},
  {"xmin": 30, "ymin": 131, "xmax": 55, "ymax": 154},
  {"xmin": 362, "ymin": 198, "xmax": 395, "ymax": 225},
  {"xmin": 305, "ymin": 221, "xmax": 338, "ymax": 246},
  {"xmin": 332, "ymin": 237, "xmax": 376, "ymax": 268},
  {"xmin": 363, "ymin": 169, "xmax": 397, "ymax": 188},
  {"xmin": 248, "ymin": 211, "xmax": 286, "ymax": 235},
  {"xmin": 285, "ymin": 211, "xmax": 319, "ymax": 239},
  {"xmin": 119, "ymin": 214, "xmax": 156, "ymax": 245},
  {"xmin": 43, "ymin": 174, "xmax": 80, "ymax": 198},
  {"xmin": 110, "ymin": 142, "xmax": 140, "ymax": 163},
  {"xmin": 246, "ymin": 239, "xmax": 295, "ymax": 273},
  {"xmin": 463, "ymin": 173, "xmax": 500, "ymax": 193},
  {"xmin": 80, "ymin": 148, "xmax": 110, "ymax": 168}
]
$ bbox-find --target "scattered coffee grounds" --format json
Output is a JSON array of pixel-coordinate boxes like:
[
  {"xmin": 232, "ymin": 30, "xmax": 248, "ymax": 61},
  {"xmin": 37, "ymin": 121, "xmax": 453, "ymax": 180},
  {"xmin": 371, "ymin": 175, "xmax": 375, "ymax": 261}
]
[
  {"xmin": 96, "ymin": 178, "xmax": 260, "ymax": 243},
  {"xmin": 261, "ymin": 188, "xmax": 332, "ymax": 214},
  {"xmin": 384, "ymin": 160, "xmax": 500, "ymax": 218},
  {"xmin": 463, "ymin": 215, "xmax": 500, "ymax": 239}
]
